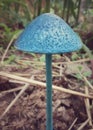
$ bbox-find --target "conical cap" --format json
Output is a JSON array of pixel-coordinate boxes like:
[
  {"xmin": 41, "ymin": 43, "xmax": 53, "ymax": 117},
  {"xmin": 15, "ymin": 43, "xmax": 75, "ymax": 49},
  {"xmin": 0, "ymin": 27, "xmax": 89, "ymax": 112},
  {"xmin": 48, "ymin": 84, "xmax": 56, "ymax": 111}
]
[{"xmin": 15, "ymin": 13, "xmax": 82, "ymax": 54}]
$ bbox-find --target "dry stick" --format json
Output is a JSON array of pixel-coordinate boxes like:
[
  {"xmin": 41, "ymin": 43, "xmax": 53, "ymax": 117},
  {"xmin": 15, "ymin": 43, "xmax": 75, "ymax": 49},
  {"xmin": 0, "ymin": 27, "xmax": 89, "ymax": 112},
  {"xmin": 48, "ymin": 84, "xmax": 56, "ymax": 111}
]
[
  {"xmin": 0, "ymin": 86, "xmax": 24, "ymax": 95},
  {"xmin": 16, "ymin": 57, "xmax": 90, "ymax": 65},
  {"xmin": 68, "ymin": 118, "xmax": 78, "ymax": 130},
  {"xmin": 77, "ymin": 118, "xmax": 90, "ymax": 130},
  {"xmin": 9, "ymin": 79, "xmax": 27, "ymax": 84},
  {"xmin": 57, "ymin": 58, "xmax": 90, "ymax": 64},
  {"xmin": 78, "ymin": 71, "xmax": 93, "ymax": 126},
  {"xmin": 59, "ymin": 64, "xmax": 63, "ymax": 80},
  {"xmin": 53, "ymin": 57, "xmax": 90, "ymax": 74},
  {"xmin": 91, "ymin": 60, "xmax": 93, "ymax": 78},
  {"xmin": 78, "ymin": 70, "xmax": 93, "ymax": 90},
  {"xmin": 83, "ymin": 76, "xmax": 93, "ymax": 90},
  {"xmin": 0, "ymin": 72, "xmax": 93, "ymax": 99},
  {"xmin": 1, "ymin": 35, "xmax": 16, "ymax": 64},
  {"xmin": 0, "ymin": 76, "xmax": 33, "ymax": 120},
  {"xmin": 84, "ymin": 86, "xmax": 92, "ymax": 126}
]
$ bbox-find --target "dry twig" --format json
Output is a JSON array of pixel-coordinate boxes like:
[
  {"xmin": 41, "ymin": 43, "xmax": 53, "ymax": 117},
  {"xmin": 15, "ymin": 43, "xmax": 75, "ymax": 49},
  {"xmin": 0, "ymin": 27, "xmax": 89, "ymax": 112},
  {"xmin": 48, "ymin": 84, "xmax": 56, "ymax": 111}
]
[
  {"xmin": 77, "ymin": 118, "xmax": 90, "ymax": 130},
  {"xmin": 1, "ymin": 35, "xmax": 16, "ymax": 64},
  {"xmin": 68, "ymin": 118, "xmax": 78, "ymax": 130},
  {"xmin": 0, "ymin": 76, "xmax": 34, "ymax": 119},
  {"xmin": 0, "ymin": 71, "xmax": 93, "ymax": 99},
  {"xmin": 84, "ymin": 86, "xmax": 92, "ymax": 126}
]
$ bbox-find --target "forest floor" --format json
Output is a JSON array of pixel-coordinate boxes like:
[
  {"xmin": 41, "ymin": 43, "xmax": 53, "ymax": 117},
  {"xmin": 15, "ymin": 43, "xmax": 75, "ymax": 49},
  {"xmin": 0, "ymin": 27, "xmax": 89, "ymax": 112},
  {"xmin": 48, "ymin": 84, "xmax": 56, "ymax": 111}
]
[{"xmin": 0, "ymin": 48, "xmax": 93, "ymax": 130}]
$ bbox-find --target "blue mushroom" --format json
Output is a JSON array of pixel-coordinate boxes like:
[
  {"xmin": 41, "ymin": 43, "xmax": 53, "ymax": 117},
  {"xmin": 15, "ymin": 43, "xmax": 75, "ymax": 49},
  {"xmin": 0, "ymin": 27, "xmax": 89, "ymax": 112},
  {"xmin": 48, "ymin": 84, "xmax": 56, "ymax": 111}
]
[{"xmin": 15, "ymin": 13, "xmax": 83, "ymax": 130}]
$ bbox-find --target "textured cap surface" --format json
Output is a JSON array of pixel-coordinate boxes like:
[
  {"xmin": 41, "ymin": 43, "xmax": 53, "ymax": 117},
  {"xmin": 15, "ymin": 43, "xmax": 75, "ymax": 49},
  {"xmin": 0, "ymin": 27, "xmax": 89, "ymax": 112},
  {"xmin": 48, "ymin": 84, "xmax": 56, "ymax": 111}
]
[{"xmin": 15, "ymin": 13, "xmax": 82, "ymax": 54}]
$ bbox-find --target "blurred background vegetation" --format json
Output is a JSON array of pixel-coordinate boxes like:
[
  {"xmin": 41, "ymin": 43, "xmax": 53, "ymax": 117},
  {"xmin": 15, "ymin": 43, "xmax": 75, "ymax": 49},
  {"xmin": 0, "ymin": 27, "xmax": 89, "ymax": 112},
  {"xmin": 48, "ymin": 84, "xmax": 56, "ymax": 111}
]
[{"xmin": 0, "ymin": 0, "xmax": 93, "ymax": 49}]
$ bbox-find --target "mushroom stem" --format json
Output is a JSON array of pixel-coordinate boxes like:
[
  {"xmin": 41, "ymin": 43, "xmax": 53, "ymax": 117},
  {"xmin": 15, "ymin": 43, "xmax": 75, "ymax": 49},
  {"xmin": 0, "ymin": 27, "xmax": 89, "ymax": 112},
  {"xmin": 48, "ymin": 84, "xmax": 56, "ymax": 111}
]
[{"xmin": 45, "ymin": 54, "xmax": 53, "ymax": 130}]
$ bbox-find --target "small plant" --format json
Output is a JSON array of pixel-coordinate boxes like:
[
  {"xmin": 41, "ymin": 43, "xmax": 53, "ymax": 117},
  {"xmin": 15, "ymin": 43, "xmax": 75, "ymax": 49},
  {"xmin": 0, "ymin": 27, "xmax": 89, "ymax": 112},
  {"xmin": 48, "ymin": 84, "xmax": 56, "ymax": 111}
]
[
  {"xmin": 75, "ymin": 65, "xmax": 92, "ymax": 80},
  {"xmin": 0, "ymin": 23, "xmax": 23, "ymax": 47},
  {"xmin": 4, "ymin": 54, "xmax": 16, "ymax": 64}
]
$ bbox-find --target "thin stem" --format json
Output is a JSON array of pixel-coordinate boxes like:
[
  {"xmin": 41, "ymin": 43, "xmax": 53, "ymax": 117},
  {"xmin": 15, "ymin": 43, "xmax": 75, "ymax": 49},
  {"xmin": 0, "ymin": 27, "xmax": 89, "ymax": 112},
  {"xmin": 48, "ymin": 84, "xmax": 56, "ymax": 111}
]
[{"xmin": 45, "ymin": 54, "xmax": 53, "ymax": 130}]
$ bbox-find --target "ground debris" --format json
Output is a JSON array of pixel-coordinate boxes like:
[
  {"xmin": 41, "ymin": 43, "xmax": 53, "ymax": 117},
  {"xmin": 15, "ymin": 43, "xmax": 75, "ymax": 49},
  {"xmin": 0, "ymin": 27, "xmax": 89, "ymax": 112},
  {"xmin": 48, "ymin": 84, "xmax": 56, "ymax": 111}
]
[{"xmin": 0, "ymin": 85, "xmax": 91, "ymax": 130}]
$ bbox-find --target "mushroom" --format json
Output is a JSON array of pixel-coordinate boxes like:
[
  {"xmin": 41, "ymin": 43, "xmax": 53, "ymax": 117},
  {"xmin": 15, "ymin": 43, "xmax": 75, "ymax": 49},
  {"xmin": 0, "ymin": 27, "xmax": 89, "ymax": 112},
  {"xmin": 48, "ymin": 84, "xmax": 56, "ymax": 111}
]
[{"xmin": 15, "ymin": 13, "xmax": 82, "ymax": 130}]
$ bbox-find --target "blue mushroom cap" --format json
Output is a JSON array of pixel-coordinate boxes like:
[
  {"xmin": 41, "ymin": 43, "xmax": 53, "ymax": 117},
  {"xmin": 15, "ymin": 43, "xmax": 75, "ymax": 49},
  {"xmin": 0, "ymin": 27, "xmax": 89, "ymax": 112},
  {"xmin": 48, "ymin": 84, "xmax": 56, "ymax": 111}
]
[{"xmin": 15, "ymin": 13, "xmax": 82, "ymax": 54}]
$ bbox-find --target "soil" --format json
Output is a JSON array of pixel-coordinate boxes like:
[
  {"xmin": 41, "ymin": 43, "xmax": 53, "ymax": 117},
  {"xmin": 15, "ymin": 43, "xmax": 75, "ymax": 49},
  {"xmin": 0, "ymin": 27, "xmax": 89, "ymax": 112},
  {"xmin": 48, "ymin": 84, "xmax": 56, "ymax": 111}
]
[
  {"xmin": 0, "ymin": 79, "xmax": 89, "ymax": 130},
  {"xmin": 0, "ymin": 51, "xmax": 93, "ymax": 130}
]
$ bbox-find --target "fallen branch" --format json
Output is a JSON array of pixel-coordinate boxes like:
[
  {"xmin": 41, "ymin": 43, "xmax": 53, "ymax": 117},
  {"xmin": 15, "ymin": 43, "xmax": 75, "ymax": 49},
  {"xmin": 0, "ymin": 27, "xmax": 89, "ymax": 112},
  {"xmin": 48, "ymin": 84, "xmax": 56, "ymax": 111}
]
[{"xmin": 0, "ymin": 71, "xmax": 93, "ymax": 99}]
